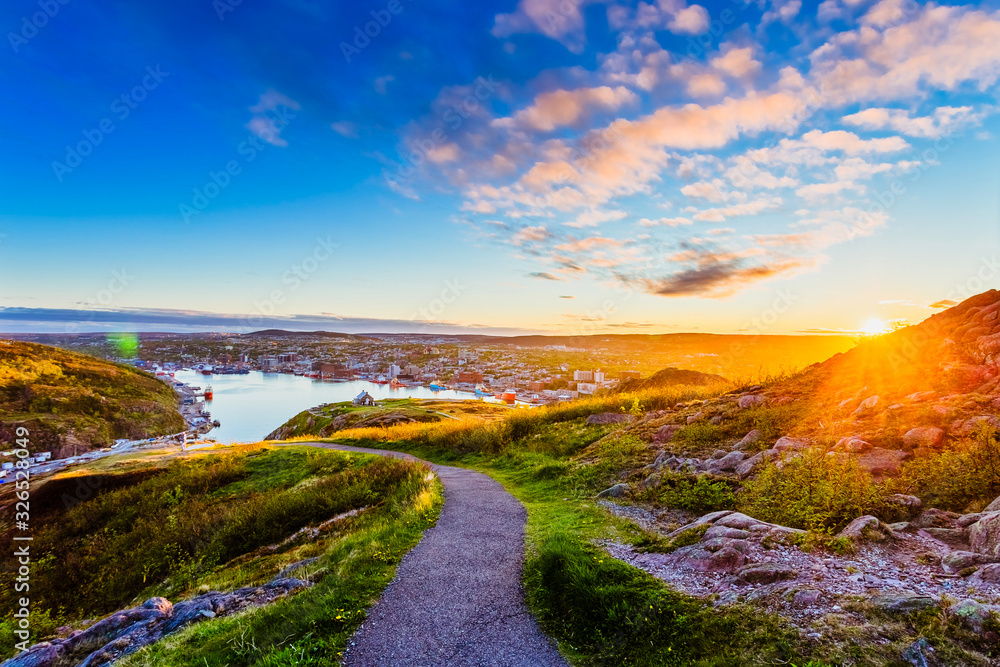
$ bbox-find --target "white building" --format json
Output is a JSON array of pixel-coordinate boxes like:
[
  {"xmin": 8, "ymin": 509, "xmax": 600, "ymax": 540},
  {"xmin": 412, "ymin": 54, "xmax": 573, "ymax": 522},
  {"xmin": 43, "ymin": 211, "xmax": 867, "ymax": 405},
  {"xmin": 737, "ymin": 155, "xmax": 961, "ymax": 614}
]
[{"xmin": 573, "ymin": 370, "xmax": 594, "ymax": 382}]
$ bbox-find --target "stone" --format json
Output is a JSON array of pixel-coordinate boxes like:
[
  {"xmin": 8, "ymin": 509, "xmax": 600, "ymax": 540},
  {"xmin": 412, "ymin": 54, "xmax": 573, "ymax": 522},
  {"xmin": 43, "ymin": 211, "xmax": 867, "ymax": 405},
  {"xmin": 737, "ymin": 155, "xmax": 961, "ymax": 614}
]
[
  {"xmin": 675, "ymin": 545, "xmax": 745, "ymax": 573},
  {"xmin": 585, "ymin": 413, "xmax": 632, "ymax": 425},
  {"xmin": 872, "ymin": 594, "xmax": 938, "ymax": 614},
  {"xmin": 737, "ymin": 563, "xmax": 798, "ymax": 585},
  {"xmin": 709, "ymin": 415, "xmax": 723, "ymax": 425},
  {"xmin": 701, "ymin": 537, "xmax": 751, "ymax": 554},
  {"xmin": 686, "ymin": 411, "xmax": 705, "ymax": 424},
  {"xmin": 903, "ymin": 427, "xmax": 945, "ymax": 450},
  {"xmin": 970, "ymin": 512, "xmax": 1000, "ymax": 557},
  {"xmin": 710, "ymin": 449, "xmax": 727, "ymax": 459},
  {"xmin": 984, "ymin": 494, "xmax": 1000, "ymax": 513},
  {"xmin": 922, "ymin": 527, "xmax": 969, "ymax": 548},
  {"xmin": 952, "ymin": 415, "xmax": 1000, "ymax": 438},
  {"xmin": 773, "ymin": 436, "xmax": 810, "ymax": 452},
  {"xmin": 703, "ymin": 525, "xmax": 752, "ymax": 540},
  {"xmin": 887, "ymin": 494, "xmax": 923, "ymax": 517},
  {"xmin": 911, "ymin": 508, "xmax": 960, "ymax": 529},
  {"xmin": 640, "ymin": 473, "xmax": 662, "ymax": 490},
  {"xmin": 906, "ymin": 391, "xmax": 937, "ymax": 403},
  {"xmin": 852, "ymin": 395, "xmax": 880, "ymax": 417},
  {"xmin": 949, "ymin": 599, "xmax": 993, "ymax": 633},
  {"xmin": 836, "ymin": 436, "xmax": 872, "ymax": 453},
  {"xmin": 958, "ymin": 512, "xmax": 984, "ymax": 528},
  {"xmin": 942, "ymin": 551, "xmax": 997, "ymax": 575},
  {"xmin": 854, "ymin": 447, "xmax": 911, "ymax": 477},
  {"xmin": 902, "ymin": 637, "xmax": 938, "ymax": 667},
  {"xmin": 712, "ymin": 450, "xmax": 746, "ymax": 472},
  {"xmin": 792, "ymin": 589, "xmax": 821, "ymax": 606},
  {"xmin": 738, "ymin": 395, "xmax": 764, "ymax": 408},
  {"xmin": 969, "ymin": 563, "xmax": 1000, "ymax": 584},
  {"xmin": 735, "ymin": 429, "xmax": 763, "ymax": 449},
  {"xmin": 839, "ymin": 516, "xmax": 895, "ymax": 542},
  {"xmin": 596, "ymin": 483, "xmax": 629, "ymax": 499}
]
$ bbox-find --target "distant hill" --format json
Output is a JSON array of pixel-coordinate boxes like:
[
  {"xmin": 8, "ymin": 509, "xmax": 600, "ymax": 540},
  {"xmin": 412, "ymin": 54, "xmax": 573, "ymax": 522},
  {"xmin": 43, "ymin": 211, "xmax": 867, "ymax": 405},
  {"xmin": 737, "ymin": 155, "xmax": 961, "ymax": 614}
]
[
  {"xmin": 0, "ymin": 340, "xmax": 184, "ymax": 456},
  {"xmin": 245, "ymin": 329, "xmax": 356, "ymax": 339},
  {"xmin": 615, "ymin": 367, "xmax": 729, "ymax": 393}
]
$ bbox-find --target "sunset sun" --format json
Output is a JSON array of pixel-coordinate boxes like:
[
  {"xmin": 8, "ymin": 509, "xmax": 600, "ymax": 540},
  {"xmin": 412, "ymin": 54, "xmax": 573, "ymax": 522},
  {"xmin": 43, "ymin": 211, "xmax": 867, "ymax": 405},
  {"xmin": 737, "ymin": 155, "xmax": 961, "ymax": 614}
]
[{"xmin": 860, "ymin": 319, "xmax": 890, "ymax": 336}]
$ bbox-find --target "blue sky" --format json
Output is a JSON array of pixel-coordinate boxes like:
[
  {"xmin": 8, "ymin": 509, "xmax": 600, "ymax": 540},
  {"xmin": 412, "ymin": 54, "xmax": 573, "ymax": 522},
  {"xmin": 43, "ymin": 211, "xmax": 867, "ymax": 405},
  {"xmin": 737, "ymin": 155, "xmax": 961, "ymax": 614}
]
[{"xmin": 1, "ymin": 0, "xmax": 999, "ymax": 334}]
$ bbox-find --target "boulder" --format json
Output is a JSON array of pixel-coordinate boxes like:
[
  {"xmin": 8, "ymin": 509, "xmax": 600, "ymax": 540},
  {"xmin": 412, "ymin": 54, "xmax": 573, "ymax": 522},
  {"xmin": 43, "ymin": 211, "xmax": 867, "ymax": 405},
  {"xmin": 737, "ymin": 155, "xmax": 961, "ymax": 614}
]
[
  {"xmin": 703, "ymin": 525, "xmax": 752, "ymax": 541},
  {"xmin": 839, "ymin": 516, "xmax": 896, "ymax": 542},
  {"xmin": 640, "ymin": 473, "xmax": 662, "ymax": 490},
  {"xmin": 773, "ymin": 436, "xmax": 810, "ymax": 452},
  {"xmin": 711, "ymin": 450, "xmax": 746, "ymax": 473},
  {"xmin": 906, "ymin": 391, "xmax": 937, "ymax": 403},
  {"xmin": 735, "ymin": 429, "xmax": 763, "ymax": 449},
  {"xmin": 872, "ymin": 594, "xmax": 938, "ymax": 614},
  {"xmin": 942, "ymin": 551, "xmax": 996, "ymax": 575},
  {"xmin": 737, "ymin": 563, "xmax": 798, "ymax": 585},
  {"xmin": 596, "ymin": 483, "xmax": 629, "ymax": 499},
  {"xmin": 686, "ymin": 411, "xmax": 705, "ymax": 424},
  {"xmin": 735, "ymin": 450, "xmax": 779, "ymax": 479},
  {"xmin": 585, "ymin": 413, "xmax": 632, "ymax": 425},
  {"xmin": 970, "ymin": 512, "xmax": 1000, "ymax": 557},
  {"xmin": 911, "ymin": 508, "xmax": 960, "ymax": 529},
  {"xmin": 969, "ymin": 563, "xmax": 1000, "ymax": 584},
  {"xmin": 675, "ymin": 545, "xmax": 745, "ymax": 573},
  {"xmin": 922, "ymin": 527, "xmax": 969, "ymax": 549},
  {"xmin": 738, "ymin": 395, "xmax": 765, "ymax": 409},
  {"xmin": 902, "ymin": 637, "xmax": 938, "ymax": 667},
  {"xmin": 852, "ymin": 395, "xmax": 880, "ymax": 417},
  {"xmin": 986, "ymin": 495, "xmax": 1000, "ymax": 513},
  {"xmin": 886, "ymin": 494, "xmax": 923, "ymax": 518},
  {"xmin": 958, "ymin": 512, "xmax": 984, "ymax": 528},
  {"xmin": 792, "ymin": 589, "xmax": 821, "ymax": 606},
  {"xmin": 949, "ymin": 599, "xmax": 994, "ymax": 633},
  {"xmin": 903, "ymin": 427, "xmax": 945, "ymax": 450},
  {"xmin": 951, "ymin": 415, "xmax": 1000, "ymax": 438},
  {"xmin": 836, "ymin": 436, "xmax": 872, "ymax": 453},
  {"xmin": 854, "ymin": 448, "xmax": 911, "ymax": 477}
]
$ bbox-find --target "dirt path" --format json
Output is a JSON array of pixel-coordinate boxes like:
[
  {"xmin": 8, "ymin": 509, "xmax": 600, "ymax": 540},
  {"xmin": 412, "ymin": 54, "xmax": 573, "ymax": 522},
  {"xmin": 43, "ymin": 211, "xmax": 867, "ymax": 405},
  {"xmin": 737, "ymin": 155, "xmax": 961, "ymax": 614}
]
[{"xmin": 300, "ymin": 443, "xmax": 568, "ymax": 667}]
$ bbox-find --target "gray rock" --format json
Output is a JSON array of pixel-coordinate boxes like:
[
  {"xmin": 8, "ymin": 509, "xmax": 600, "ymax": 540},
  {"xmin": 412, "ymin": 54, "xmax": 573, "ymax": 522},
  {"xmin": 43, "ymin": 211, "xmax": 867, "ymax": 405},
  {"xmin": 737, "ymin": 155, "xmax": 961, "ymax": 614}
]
[
  {"xmin": 949, "ymin": 599, "xmax": 993, "ymax": 633},
  {"xmin": 710, "ymin": 449, "xmax": 727, "ymax": 460},
  {"xmin": 792, "ymin": 589, "xmax": 821, "ymax": 606},
  {"xmin": 985, "ymin": 495, "xmax": 1000, "ymax": 513},
  {"xmin": 773, "ymin": 436, "xmax": 810, "ymax": 452},
  {"xmin": 942, "ymin": 551, "xmax": 996, "ymax": 574},
  {"xmin": 654, "ymin": 424, "xmax": 682, "ymax": 443},
  {"xmin": 713, "ymin": 450, "xmax": 745, "ymax": 472},
  {"xmin": 902, "ymin": 637, "xmax": 938, "ymax": 667},
  {"xmin": 675, "ymin": 545, "xmax": 746, "ymax": 573},
  {"xmin": 737, "ymin": 563, "xmax": 798, "ymax": 585},
  {"xmin": 735, "ymin": 429, "xmax": 763, "ymax": 449},
  {"xmin": 703, "ymin": 525, "xmax": 752, "ymax": 541},
  {"xmin": 970, "ymin": 512, "xmax": 1000, "ymax": 557},
  {"xmin": 969, "ymin": 563, "xmax": 1000, "ymax": 584},
  {"xmin": 872, "ymin": 594, "xmax": 938, "ymax": 614},
  {"xmin": 738, "ymin": 395, "xmax": 764, "ymax": 409},
  {"xmin": 922, "ymin": 527, "xmax": 968, "ymax": 548},
  {"xmin": 910, "ymin": 508, "xmax": 959, "ymax": 529},
  {"xmin": 852, "ymin": 395, "xmax": 880, "ymax": 417},
  {"xmin": 887, "ymin": 494, "xmax": 923, "ymax": 517},
  {"xmin": 686, "ymin": 411, "xmax": 705, "ymax": 424},
  {"xmin": 640, "ymin": 473, "xmax": 662, "ymax": 490},
  {"xmin": 596, "ymin": 483, "xmax": 629, "ymax": 499},
  {"xmin": 838, "ymin": 515, "xmax": 896, "ymax": 542},
  {"xmin": 959, "ymin": 512, "xmax": 985, "ymax": 527}
]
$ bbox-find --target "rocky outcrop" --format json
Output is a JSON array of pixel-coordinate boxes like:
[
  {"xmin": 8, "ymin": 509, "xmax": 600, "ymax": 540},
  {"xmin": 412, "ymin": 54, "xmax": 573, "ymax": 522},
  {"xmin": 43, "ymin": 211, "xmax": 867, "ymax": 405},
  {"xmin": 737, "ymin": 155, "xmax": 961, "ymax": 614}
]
[
  {"xmin": 903, "ymin": 427, "xmax": 945, "ymax": 450},
  {"xmin": 586, "ymin": 413, "xmax": 633, "ymax": 425},
  {"xmin": 3, "ymin": 575, "xmax": 309, "ymax": 667}
]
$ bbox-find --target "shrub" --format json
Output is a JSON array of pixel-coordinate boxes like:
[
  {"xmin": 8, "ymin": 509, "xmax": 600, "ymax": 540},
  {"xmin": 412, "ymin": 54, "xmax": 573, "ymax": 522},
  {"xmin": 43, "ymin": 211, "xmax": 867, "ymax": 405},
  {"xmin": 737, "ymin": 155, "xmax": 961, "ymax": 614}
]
[
  {"xmin": 659, "ymin": 474, "xmax": 737, "ymax": 514},
  {"xmin": 896, "ymin": 423, "xmax": 1000, "ymax": 511},
  {"xmin": 738, "ymin": 449, "xmax": 885, "ymax": 531}
]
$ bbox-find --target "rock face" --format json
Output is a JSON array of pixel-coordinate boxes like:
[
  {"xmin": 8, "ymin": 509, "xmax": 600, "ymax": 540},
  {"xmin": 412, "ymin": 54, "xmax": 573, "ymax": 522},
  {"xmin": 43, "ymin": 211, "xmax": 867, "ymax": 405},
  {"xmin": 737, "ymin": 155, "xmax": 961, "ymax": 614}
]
[
  {"xmin": 969, "ymin": 512, "xmax": 1000, "ymax": 557},
  {"xmin": 735, "ymin": 429, "xmax": 763, "ymax": 449},
  {"xmin": 838, "ymin": 516, "xmax": 896, "ymax": 543},
  {"xmin": 4, "ymin": 576, "xmax": 309, "ymax": 667},
  {"xmin": 903, "ymin": 427, "xmax": 945, "ymax": 450}
]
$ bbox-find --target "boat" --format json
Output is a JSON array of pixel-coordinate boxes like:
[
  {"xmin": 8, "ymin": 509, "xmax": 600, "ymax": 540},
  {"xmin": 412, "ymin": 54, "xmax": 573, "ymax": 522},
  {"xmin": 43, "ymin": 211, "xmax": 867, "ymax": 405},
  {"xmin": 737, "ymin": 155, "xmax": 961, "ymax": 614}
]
[
  {"xmin": 372, "ymin": 375, "xmax": 389, "ymax": 385},
  {"xmin": 204, "ymin": 385, "xmax": 214, "ymax": 400},
  {"xmin": 475, "ymin": 384, "xmax": 491, "ymax": 396},
  {"xmin": 200, "ymin": 368, "xmax": 213, "ymax": 375},
  {"xmin": 429, "ymin": 383, "xmax": 445, "ymax": 391},
  {"xmin": 390, "ymin": 377, "xmax": 407, "ymax": 388}
]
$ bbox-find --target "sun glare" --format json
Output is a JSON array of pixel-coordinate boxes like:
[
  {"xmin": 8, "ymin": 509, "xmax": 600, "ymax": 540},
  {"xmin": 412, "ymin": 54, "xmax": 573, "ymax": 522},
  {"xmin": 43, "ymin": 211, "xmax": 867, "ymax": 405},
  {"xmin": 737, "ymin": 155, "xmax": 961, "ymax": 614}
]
[{"xmin": 860, "ymin": 318, "xmax": 890, "ymax": 336}]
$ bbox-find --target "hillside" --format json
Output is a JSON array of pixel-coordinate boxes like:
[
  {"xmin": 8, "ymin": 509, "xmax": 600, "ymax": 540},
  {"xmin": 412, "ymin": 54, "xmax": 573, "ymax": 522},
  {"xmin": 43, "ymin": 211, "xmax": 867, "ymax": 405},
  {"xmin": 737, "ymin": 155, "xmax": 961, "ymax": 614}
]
[
  {"xmin": 265, "ymin": 398, "xmax": 509, "ymax": 440},
  {"xmin": 0, "ymin": 340, "xmax": 185, "ymax": 456},
  {"xmin": 615, "ymin": 367, "xmax": 728, "ymax": 393}
]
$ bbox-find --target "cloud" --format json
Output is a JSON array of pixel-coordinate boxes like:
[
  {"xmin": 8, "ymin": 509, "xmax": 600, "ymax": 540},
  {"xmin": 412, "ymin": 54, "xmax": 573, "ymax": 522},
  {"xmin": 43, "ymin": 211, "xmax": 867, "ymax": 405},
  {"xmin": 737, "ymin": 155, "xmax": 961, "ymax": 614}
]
[
  {"xmin": 711, "ymin": 47, "xmax": 762, "ymax": 79},
  {"xmin": 374, "ymin": 75, "xmax": 395, "ymax": 95},
  {"xmin": 494, "ymin": 86, "xmax": 638, "ymax": 132},
  {"xmin": 330, "ymin": 121, "xmax": 358, "ymax": 138},
  {"xmin": 929, "ymin": 299, "xmax": 958, "ymax": 309},
  {"xmin": 245, "ymin": 89, "xmax": 300, "ymax": 147},
  {"xmin": 493, "ymin": 0, "xmax": 589, "ymax": 52},
  {"xmin": 668, "ymin": 5, "xmax": 710, "ymax": 35},
  {"xmin": 645, "ymin": 251, "xmax": 810, "ymax": 297},
  {"xmin": 637, "ymin": 216, "xmax": 693, "ymax": 227},
  {"xmin": 566, "ymin": 209, "xmax": 628, "ymax": 228},
  {"xmin": 512, "ymin": 225, "xmax": 553, "ymax": 244},
  {"xmin": 841, "ymin": 106, "xmax": 987, "ymax": 138},
  {"xmin": 554, "ymin": 236, "xmax": 623, "ymax": 252},
  {"xmin": 0, "ymin": 307, "xmax": 533, "ymax": 335},
  {"xmin": 527, "ymin": 271, "xmax": 560, "ymax": 280},
  {"xmin": 690, "ymin": 197, "xmax": 783, "ymax": 222}
]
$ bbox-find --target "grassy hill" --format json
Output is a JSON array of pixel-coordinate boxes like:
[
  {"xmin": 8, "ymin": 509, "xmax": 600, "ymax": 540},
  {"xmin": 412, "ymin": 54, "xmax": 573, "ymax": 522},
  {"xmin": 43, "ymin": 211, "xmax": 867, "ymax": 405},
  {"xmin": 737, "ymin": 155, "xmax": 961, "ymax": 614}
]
[
  {"xmin": 0, "ymin": 340, "xmax": 185, "ymax": 455},
  {"xmin": 615, "ymin": 367, "xmax": 729, "ymax": 393}
]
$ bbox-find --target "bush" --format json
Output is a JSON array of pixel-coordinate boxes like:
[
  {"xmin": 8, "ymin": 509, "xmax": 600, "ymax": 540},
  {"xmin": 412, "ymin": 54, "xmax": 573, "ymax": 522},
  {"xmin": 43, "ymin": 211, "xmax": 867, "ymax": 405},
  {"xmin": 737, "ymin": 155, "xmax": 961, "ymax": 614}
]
[
  {"xmin": 659, "ymin": 474, "xmax": 736, "ymax": 514},
  {"xmin": 897, "ymin": 423, "xmax": 1000, "ymax": 511},
  {"xmin": 738, "ymin": 449, "xmax": 886, "ymax": 531}
]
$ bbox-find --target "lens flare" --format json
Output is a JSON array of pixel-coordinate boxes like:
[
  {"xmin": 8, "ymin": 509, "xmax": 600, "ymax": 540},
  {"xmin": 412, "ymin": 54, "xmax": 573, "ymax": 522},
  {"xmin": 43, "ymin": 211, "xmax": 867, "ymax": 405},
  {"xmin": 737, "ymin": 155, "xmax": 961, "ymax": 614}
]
[
  {"xmin": 107, "ymin": 332, "xmax": 139, "ymax": 358},
  {"xmin": 860, "ymin": 319, "xmax": 889, "ymax": 336}
]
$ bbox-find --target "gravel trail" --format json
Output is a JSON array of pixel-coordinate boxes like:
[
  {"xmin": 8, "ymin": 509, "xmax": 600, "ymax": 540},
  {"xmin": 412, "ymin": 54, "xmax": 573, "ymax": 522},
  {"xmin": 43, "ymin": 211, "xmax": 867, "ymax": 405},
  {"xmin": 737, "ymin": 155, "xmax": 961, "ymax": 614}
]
[{"xmin": 300, "ymin": 442, "xmax": 568, "ymax": 667}]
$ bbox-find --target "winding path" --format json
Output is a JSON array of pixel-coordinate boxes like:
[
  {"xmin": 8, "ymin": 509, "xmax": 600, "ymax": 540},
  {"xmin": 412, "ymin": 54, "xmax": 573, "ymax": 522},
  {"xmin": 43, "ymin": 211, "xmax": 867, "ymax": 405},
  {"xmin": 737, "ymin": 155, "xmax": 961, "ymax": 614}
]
[{"xmin": 300, "ymin": 443, "xmax": 568, "ymax": 667}]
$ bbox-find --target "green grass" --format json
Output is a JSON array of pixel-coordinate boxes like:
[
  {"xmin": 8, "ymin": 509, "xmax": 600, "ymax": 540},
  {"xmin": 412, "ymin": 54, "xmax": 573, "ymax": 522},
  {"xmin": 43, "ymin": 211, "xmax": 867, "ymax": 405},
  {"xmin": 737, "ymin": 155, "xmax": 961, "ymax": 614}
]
[{"xmin": 0, "ymin": 445, "xmax": 443, "ymax": 665}]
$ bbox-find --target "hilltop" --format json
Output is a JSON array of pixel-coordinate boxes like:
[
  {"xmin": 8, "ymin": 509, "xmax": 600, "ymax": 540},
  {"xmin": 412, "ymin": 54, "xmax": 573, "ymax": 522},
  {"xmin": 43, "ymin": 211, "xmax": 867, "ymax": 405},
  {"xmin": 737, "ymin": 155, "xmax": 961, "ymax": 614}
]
[
  {"xmin": 0, "ymin": 340, "xmax": 184, "ymax": 456},
  {"xmin": 615, "ymin": 367, "xmax": 728, "ymax": 393}
]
